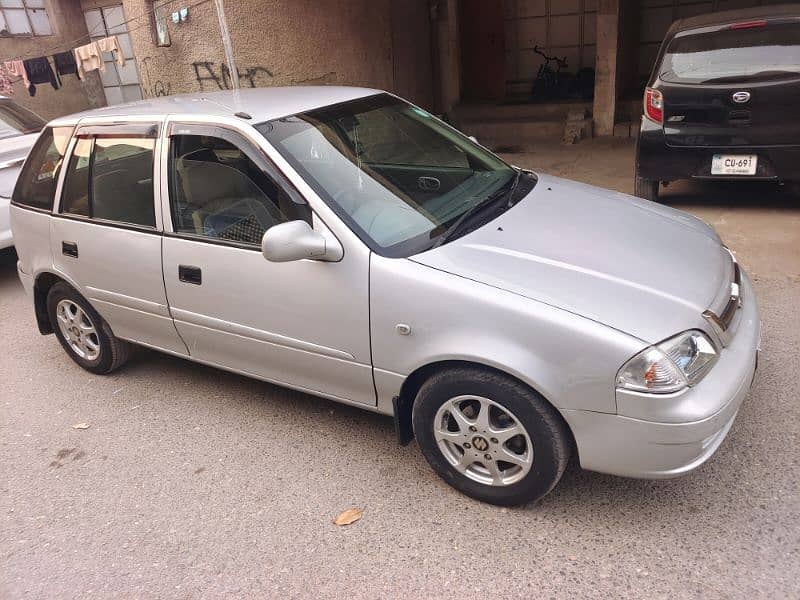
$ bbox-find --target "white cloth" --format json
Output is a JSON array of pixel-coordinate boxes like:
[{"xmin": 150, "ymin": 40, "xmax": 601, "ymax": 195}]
[
  {"xmin": 73, "ymin": 36, "xmax": 125, "ymax": 79},
  {"xmin": 73, "ymin": 42, "xmax": 104, "ymax": 78},
  {"xmin": 97, "ymin": 36, "xmax": 126, "ymax": 68}
]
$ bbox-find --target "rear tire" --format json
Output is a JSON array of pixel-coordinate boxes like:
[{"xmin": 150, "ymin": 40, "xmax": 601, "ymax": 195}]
[
  {"xmin": 634, "ymin": 174, "xmax": 660, "ymax": 202},
  {"xmin": 47, "ymin": 282, "xmax": 130, "ymax": 374},
  {"xmin": 412, "ymin": 367, "xmax": 571, "ymax": 506}
]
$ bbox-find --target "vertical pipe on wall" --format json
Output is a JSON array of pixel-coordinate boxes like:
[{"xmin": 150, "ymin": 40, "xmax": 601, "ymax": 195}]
[{"xmin": 213, "ymin": 0, "xmax": 239, "ymax": 90}]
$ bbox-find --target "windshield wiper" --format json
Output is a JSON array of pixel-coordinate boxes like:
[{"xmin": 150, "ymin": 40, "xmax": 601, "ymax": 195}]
[{"xmin": 431, "ymin": 169, "xmax": 521, "ymax": 249}]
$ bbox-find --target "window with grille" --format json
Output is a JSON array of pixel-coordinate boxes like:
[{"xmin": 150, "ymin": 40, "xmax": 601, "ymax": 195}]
[
  {"xmin": 83, "ymin": 5, "xmax": 143, "ymax": 105},
  {"xmin": 0, "ymin": 0, "xmax": 52, "ymax": 37}
]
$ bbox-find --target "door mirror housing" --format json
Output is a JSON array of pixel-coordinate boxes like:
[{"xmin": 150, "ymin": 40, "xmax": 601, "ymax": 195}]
[{"xmin": 261, "ymin": 220, "xmax": 342, "ymax": 262}]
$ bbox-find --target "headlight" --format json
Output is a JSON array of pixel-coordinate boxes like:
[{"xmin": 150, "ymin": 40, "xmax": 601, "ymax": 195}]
[{"xmin": 616, "ymin": 330, "xmax": 718, "ymax": 394}]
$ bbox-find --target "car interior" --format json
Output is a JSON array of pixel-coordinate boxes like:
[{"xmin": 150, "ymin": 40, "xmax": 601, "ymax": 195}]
[{"xmin": 171, "ymin": 135, "xmax": 309, "ymax": 245}]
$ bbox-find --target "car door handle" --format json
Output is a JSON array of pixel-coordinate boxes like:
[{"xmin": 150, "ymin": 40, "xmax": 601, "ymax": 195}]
[
  {"xmin": 178, "ymin": 265, "xmax": 202, "ymax": 285},
  {"xmin": 62, "ymin": 241, "xmax": 78, "ymax": 258}
]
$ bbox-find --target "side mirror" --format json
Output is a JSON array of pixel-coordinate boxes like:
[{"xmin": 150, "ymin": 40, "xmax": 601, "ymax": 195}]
[{"xmin": 261, "ymin": 220, "xmax": 342, "ymax": 263}]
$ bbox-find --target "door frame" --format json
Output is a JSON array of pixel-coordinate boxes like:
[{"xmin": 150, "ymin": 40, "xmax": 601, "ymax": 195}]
[{"xmin": 156, "ymin": 114, "xmax": 378, "ymax": 408}]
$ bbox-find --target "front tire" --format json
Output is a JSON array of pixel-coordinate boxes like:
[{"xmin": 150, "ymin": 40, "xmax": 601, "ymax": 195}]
[
  {"xmin": 412, "ymin": 367, "xmax": 571, "ymax": 506},
  {"xmin": 634, "ymin": 174, "xmax": 660, "ymax": 202},
  {"xmin": 47, "ymin": 282, "xmax": 130, "ymax": 374}
]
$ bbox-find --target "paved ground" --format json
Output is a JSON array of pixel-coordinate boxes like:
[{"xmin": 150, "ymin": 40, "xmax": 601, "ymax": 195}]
[{"xmin": 2, "ymin": 138, "xmax": 799, "ymax": 599}]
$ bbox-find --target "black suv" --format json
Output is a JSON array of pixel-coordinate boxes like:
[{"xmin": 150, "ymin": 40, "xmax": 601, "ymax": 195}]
[{"xmin": 635, "ymin": 5, "xmax": 800, "ymax": 201}]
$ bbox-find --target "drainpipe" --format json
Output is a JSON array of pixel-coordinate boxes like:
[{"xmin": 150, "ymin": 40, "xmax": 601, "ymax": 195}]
[{"xmin": 213, "ymin": 0, "xmax": 240, "ymax": 90}]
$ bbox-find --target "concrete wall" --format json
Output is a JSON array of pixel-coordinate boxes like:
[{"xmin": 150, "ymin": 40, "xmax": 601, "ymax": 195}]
[
  {"xmin": 0, "ymin": 0, "xmax": 104, "ymax": 120},
  {"xmin": 3, "ymin": 0, "xmax": 434, "ymax": 121},
  {"xmin": 82, "ymin": 0, "xmax": 433, "ymax": 107}
]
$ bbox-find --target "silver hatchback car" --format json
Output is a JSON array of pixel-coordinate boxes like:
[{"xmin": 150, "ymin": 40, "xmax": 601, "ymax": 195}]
[{"xmin": 10, "ymin": 88, "xmax": 760, "ymax": 505}]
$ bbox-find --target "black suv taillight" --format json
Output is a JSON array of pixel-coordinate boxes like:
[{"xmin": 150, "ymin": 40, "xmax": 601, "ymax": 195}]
[{"xmin": 644, "ymin": 87, "xmax": 663, "ymax": 124}]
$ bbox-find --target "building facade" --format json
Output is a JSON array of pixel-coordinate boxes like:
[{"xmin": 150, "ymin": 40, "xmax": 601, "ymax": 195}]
[{"xmin": 0, "ymin": 0, "xmax": 792, "ymax": 133}]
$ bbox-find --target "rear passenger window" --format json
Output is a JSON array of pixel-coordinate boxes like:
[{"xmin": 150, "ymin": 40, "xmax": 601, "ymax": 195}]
[
  {"xmin": 61, "ymin": 138, "xmax": 91, "ymax": 217},
  {"xmin": 60, "ymin": 135, "xmax": 156, "ymax": 228},
  {"xmin": 12, "ymin": 126, "xmax": 72, "ymax": 210}
]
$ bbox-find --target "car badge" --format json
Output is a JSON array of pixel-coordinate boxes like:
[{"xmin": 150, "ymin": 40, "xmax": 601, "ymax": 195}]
[{"xmin": 732, "ymin": 91, "xmax": 751, "ymax": 103}]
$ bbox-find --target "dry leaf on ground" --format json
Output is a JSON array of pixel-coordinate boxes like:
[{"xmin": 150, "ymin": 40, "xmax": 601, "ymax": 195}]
[
  {"xmin": 72, "ymin": 422, "xmax": 91, "ymax": 430},
  {"xmin": 333, "ymin": 507, "xmax": 363, "ymax": 526}
]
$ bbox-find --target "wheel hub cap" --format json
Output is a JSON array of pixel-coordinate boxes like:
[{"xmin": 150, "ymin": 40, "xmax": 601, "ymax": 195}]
[
  {"xmin": 471, "ymin": 436, "xmax": 489, "ymax": 451},
  {"xmin": 55, "ymin": 299, "xmax": 101, "ymax": 361},
  {"xmin": 433, "ymin": 395, "xmax": 534, "ymax": 487}
]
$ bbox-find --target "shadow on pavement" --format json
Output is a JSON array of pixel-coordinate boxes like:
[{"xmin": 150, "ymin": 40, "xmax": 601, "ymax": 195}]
[{"xmin": 660, "ymin": 179, "xmax": 798, "ymax": 209}]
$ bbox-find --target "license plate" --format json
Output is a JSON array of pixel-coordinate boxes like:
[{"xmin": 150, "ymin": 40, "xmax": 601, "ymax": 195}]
[{"xmin": 711, "ymin": 154, "xmax": 758, "ymax": 175}]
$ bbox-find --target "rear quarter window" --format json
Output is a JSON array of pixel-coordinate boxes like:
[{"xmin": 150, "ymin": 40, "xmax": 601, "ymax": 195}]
[
  {"xmin": 660, "ymin": 22, "xmax": 800, "ymax": 84},
  {"xmin": 12, "ymin": 126, "xmax": 72, "ymax": 210}
]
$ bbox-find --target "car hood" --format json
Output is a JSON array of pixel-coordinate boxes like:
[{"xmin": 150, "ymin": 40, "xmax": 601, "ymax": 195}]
[
  {"xmin": 0, "ymin": 132, "xmax": 37, "ymax": 198},
  {"xmin": 411, "ymin": 174, "xmax": 731, "ymax": 343}
]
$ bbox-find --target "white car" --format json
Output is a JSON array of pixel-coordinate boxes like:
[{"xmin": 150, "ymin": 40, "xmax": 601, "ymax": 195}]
[
  {"xmin": 10, "ymin": 88, "xmax": 760, "ymax": 505},
  {"xmin": 0, "ymin": 97, "xmax": 44, "ymax": 249}
]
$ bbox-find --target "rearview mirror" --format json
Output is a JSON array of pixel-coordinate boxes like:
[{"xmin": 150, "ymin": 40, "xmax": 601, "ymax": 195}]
[{"xmin": 261, "ymin": 220, "xmax": 342, "ymax": 263}]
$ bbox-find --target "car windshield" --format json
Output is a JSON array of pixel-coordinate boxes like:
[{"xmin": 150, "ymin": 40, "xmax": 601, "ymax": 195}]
[
  {"xmin": 0, "ymin": 100, "xmax": 45, "ymax": 141},
  {"xmin": 256, "ymin": 94, "xmax": 516, "ymax": 257},
  {"xmin": 660, "ymin": 22, "xmax": 800, "ymax": 84}
]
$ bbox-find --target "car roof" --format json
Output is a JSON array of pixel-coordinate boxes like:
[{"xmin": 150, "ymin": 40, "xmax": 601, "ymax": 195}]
[
  {"xmin": 49, "ymin": 86, "xmax": 382, "ymax": 126},
  {"xmin": 667, "ymin": 3, "xmax": 800, "ymax": 36}
]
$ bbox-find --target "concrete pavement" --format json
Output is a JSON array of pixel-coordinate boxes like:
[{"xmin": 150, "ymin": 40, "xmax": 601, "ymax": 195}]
[{"xmin": 1, "ymin": 139, "xmax": 799, "ymax": 598}]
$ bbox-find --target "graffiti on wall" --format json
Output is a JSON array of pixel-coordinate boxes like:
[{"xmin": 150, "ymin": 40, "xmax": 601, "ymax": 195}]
[
  {"xmin": 139, "ymin": 57, "xmax": 274, "ymax": 97},
  {"xmin": 140, "ymin": 56, "xmax": 173, "ymax": 97},
  {"xmin": 192, "ymin": 61, "xmax": 274, "ymax": 90}
]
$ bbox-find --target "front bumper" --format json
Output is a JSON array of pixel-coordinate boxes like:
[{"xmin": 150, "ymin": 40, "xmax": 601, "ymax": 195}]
[
  {"xmin": 636, "ymin": 118, "xmax": 800, "ymax": 183},
  {"xmin": 562, "ymin": 269, "xmax": 760, "ymax": 479}
]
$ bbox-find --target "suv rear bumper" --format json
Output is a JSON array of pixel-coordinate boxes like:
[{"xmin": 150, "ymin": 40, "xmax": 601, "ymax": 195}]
[{"xmin": 636, "ymin": 118, "xmax": 800, "ymax": 183}]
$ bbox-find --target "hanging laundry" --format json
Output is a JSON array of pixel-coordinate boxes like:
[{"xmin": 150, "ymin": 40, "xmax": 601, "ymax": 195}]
[
  {"xmin": 97, "ymin": 36, "xmax": 126, "ymax": 68},
  {"xmin": 0, "ymin": 64, "xmax": 14, "ymax": 95},
  {"xmin": 23, "ymin": 57, "xmax": 59, "ymax": 97},
  {"xmin": 4, "ymin": 60, "xmax": 29, "ymax": 90},
  {"xmin": 52, "ymin": 51, "xmax": 78, "ymax": 85},
  {"xmin": 74, "ymin": 41, "xmax": 104, "ymax": 79}
]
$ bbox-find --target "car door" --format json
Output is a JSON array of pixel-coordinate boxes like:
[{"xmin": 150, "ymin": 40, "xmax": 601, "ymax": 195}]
[
  {"xmin": 159, "ymin": 120, "xmax": 375, "ymax": 406},
  {"xmin": 51, "ymin": 120, "xmax": 188, "ymax": 355}
]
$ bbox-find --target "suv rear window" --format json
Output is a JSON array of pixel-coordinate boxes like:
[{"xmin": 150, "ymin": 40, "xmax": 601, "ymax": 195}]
[
  {"xmin": 12, "ymin": 126, "xmax": 72, "ymax": 210},
  {"xmin": 660, "ymin": 22, "xmax": 800, "ymax": 84}
]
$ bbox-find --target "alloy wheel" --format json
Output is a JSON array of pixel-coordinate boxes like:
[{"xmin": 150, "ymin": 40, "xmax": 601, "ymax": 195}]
[
  {"xmin": 55, "ymin": 299, "xmax": 101, "ymax": 361},
  {"xmin": 433, "ymin": 395, "xmax": 533, "ymax": 486}
]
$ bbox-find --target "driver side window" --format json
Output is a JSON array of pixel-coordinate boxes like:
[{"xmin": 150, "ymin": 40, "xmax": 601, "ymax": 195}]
[{"xmin": 169, "ymin": 133, "xmax": 309, "ymax": 245}]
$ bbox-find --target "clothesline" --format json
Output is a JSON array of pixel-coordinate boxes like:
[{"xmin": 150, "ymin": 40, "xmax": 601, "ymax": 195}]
[
  {"xmin": 0, "ymin": 0, "xmax": 210, "ymax": 64},
  {"xmin": 1, "ymin": 35, "xmax": 127, "ymax": 97}
]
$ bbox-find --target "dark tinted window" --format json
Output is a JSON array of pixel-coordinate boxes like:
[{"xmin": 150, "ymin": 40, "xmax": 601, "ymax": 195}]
[
  {"xmin": 92, "ymin": 138, "xmax": 156, "ymax": 227},
  {"xmin": 661, "ymin": 23, "xmax": 800, "ymax": 84},
  {"xmin": 169, "ymin": 134, "xmax": 309, "ymax": 245},
  {"xmin": 60, "ymin": 136, "xmax": 156, "ymax": 227},
  {"xmin": 12, "ymin": 126, "xmax": 71, "ymax": 210},
  {"xmin": 60, "ymin": 138, "xmax": 91, "ymax": 217}
]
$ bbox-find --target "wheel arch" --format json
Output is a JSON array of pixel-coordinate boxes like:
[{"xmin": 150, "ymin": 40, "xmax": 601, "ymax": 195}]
[
  {"xmin": 393, "ymin": 359, "xmax": 576, "ymax": 452},
  {"xmin": 33, "ymin": 271, "xmax": 66, "ymax": 334}
]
